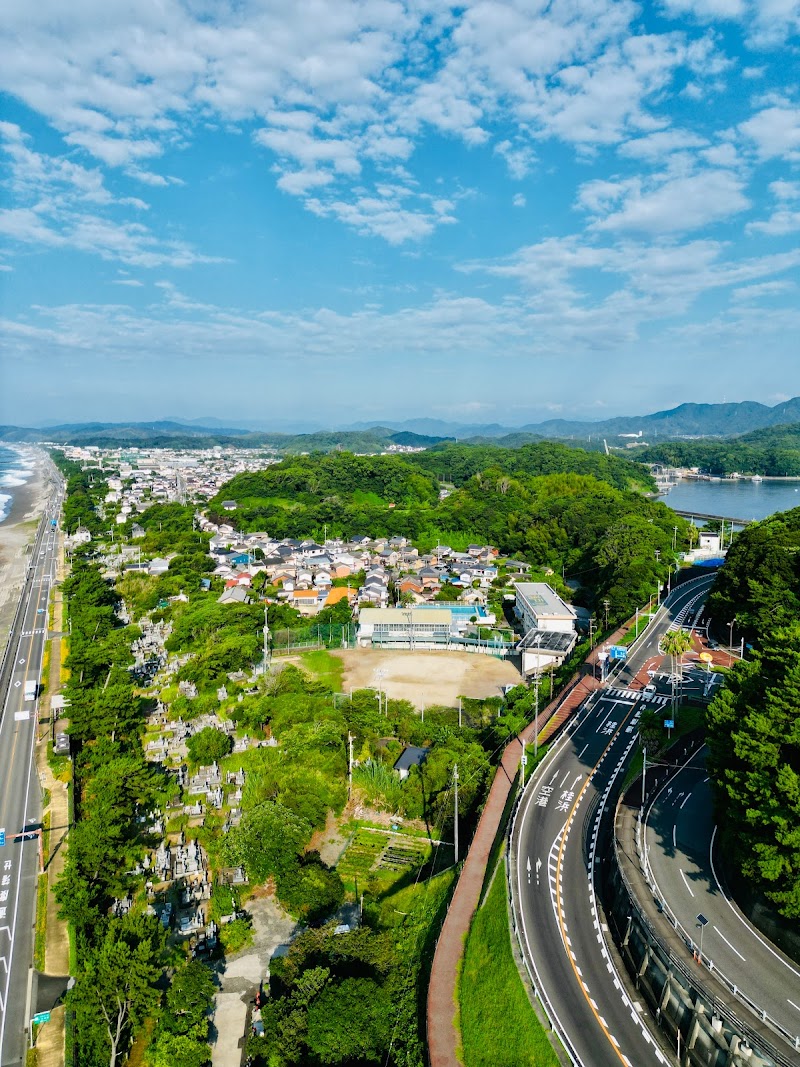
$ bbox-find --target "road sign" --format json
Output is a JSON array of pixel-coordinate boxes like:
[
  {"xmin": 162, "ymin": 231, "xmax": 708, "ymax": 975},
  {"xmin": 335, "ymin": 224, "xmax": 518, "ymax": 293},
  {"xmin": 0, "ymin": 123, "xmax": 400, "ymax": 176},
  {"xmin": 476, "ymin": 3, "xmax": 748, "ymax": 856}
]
[
  {"xmin": 0, "ymin": 828, "xmax": 4, "ymax": 846},
  {"xmin": 696, "ymin": 913, "xmax": 708, "ymax": 926},
  {"xmin": 520, "ymin": 755, "xmax": 528, "ymax": 766},
  {"xmin": 664, "ymin": 719, "xmax": 675, "ymax": 729},
  {"xmin": 32, "ymin": 1012, "xmax": 51, "ymax": 1025},
  {"xmin": 608, "ymin": 645, "xmax": 628, "ymax": 660}
]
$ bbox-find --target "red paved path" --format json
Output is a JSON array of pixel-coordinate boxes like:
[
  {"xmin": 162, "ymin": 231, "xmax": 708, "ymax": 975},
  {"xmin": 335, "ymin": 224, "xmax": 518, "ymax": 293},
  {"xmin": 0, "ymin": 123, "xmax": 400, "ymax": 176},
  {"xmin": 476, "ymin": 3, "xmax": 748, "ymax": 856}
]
[{"xmin": 426, "ymin": 627, "xmax": 631, "ymax": 1067}]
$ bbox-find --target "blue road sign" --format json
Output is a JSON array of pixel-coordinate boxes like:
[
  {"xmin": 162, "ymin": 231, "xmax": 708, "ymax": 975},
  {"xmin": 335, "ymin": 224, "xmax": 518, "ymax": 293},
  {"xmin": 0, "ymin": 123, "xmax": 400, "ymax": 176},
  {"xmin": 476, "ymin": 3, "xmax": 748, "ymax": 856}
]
[
  {"xmin": 608, "ymin": 645, "xmax": 628, "ymax": 661},
  {"xmin": 664, "ymin": 719, "xmax": 675, "ymax": 729},
  {"xmin": 0, "ymin": 828, "xmax": 5, "ymax": 847}
]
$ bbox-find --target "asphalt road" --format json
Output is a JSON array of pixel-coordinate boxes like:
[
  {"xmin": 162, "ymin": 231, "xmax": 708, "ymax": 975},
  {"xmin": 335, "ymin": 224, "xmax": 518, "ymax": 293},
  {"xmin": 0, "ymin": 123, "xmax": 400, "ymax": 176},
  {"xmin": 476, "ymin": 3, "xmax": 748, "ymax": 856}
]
[
  {"xmin": 644, "ymin": 748, "xmax": 800, "ymax": 1050},
  {"xmin": 510, "ymin": 574, "xmax": 716, "ymax": 1067},
  {"xmin": 0, "ymin": 474, "xmax": 62, "ymax": 1067}
]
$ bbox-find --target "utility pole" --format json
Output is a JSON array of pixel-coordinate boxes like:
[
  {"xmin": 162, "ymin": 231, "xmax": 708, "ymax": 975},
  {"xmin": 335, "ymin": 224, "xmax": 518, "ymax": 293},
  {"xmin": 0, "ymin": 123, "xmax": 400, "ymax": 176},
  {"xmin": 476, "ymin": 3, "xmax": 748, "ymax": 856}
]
[
  {"xmin": 458, "ymin": 697, "xmax": 462, "ymax": 728},
  {"xmin": 262, "ymin": 605, "xmax": 270, "ymax": 675},
  {"xmin": 348, "ymin": 732, "xmax": 354, "ymax": 800},
  {"xmin": 453, "ymin": 764, "xmax": 459, "ymax": 865},
  {"xmin": 521, "ymin": 738, "xmax": 526, "ymax": 790},
  {"xmin": 641, "ymin": 746, "xmax": 647, "ymax": 810},
  {"xmin": 533, "ymin": 673, "xmax": 540, "ymax": 759}
]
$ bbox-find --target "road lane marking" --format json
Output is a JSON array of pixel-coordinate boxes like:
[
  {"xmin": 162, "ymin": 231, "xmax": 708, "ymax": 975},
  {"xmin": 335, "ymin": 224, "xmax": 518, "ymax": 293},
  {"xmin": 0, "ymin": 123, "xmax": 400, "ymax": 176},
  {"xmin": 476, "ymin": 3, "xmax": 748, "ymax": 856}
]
[
  {"xmin": 709, "ymin": 826, "xmax": 800, "ymax": 981},
  {"xmin": 713, "ymin": 926, "xmax": 746, "ymax": 962},
  {"xmin": 680, "ymin": 870, "xmax": 695, "ymax": 897},
  {"xmin": 788, "ymin": 999, "xmax": 800, "ymax": 1014},
  {"xmin": 672, "ymin": 825, "xmax": 676, "ymax": 848},
  {"xmin": 679, "ymin": 790, "xmax": 692, "ymax": 810}
]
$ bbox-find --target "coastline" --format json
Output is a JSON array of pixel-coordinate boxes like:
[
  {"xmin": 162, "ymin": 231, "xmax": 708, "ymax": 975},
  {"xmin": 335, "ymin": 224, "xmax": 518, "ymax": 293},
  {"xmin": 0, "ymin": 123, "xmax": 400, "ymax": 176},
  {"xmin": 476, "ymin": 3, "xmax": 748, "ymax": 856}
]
[{"xmin": 0, "ymin": 455, "xmax": 52, "ymax": 663}]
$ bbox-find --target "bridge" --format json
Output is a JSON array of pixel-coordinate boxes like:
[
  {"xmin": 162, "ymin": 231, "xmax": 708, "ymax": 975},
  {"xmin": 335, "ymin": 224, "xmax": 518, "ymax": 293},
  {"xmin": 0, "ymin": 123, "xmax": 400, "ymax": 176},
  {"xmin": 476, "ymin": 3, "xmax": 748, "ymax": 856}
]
[{"xmin": 672, "ymin": 508, "xmax": 754, "ymax": 526}]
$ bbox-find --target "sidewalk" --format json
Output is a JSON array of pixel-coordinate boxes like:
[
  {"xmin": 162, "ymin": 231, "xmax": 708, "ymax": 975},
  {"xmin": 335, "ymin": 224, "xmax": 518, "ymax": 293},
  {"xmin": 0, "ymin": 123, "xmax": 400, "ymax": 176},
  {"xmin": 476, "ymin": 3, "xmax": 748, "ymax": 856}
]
[
  {"xmin": 426, "ymin": 629, "xmax": 629, "ymax": 1067},
  {"xmin": 34, "ymin": 530, "xmax": 70, "ymax": 1067}
]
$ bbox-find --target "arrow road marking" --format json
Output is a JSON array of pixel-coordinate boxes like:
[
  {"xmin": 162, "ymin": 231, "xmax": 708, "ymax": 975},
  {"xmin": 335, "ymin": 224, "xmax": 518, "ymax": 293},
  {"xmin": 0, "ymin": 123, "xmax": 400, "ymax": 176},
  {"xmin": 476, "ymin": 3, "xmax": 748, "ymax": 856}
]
[{"xmin": 535, "ymin": 858, "xmax": 542, "ymax": 886}]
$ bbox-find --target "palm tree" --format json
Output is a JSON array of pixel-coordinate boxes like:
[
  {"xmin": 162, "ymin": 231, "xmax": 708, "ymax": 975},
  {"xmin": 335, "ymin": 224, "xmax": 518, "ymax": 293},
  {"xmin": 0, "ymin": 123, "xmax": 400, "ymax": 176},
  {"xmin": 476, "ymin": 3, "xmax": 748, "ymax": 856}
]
[{"xmin": 660, "ymin": 629, "xmax": 693, "ymax": 716}]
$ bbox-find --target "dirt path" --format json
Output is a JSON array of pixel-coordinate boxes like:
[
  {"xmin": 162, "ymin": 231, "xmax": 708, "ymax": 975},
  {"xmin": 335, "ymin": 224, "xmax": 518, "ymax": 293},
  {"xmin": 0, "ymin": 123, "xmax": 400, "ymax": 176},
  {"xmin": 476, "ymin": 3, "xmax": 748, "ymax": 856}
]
[{"xmin": 333, "ymin": 649, "xmax": 522, "ymax": 710}]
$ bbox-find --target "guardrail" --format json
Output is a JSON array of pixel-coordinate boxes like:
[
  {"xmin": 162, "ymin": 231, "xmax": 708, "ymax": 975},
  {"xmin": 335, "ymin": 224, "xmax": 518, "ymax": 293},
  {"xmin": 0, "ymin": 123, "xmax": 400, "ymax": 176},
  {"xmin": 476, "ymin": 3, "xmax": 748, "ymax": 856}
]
[
  {"xmin": 610, "ymin": 798, "xmax": 799, "ymax": 1066},
  {"xmin": 625, "ymin": 754, "xmax": 800, "ymax": 1058}
]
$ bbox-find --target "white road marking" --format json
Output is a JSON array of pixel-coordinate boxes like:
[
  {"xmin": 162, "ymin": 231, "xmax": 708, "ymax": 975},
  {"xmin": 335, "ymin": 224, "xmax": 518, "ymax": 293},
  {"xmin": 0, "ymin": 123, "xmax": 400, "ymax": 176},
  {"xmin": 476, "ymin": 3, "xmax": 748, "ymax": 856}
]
[
  {"xmin": 713, "ymin": 926, "xmax": 746, "ymax": 962},
  {"xmin": 672, "ymin": 824, "xmax": 676, "ymax": 848},
  {"xmin": 788, "ymin": 999, "xmax": 800, "ymax": 1014},
  {"xmin": 680, "ymin": 870, "xmax": 695, "ymax": 897},
  {"xmin": 679, "ymin": 790, "xmax": 692, "ymax": 810}
]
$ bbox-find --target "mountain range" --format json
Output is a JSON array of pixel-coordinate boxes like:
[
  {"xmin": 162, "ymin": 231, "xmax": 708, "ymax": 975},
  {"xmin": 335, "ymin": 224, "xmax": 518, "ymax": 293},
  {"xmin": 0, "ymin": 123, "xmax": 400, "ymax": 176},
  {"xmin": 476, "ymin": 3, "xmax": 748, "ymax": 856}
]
[{"xmin": 2, "ymin": 397, "xmax": 800, "ymax": 448}]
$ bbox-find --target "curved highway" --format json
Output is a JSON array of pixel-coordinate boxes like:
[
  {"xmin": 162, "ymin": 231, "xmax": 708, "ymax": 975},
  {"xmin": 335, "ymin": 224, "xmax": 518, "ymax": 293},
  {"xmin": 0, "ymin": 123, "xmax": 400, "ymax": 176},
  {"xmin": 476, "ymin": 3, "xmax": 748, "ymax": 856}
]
[
  {"xmin": 510, "ymin": 574, "xmax": 715, "ymax": 1067},
  {"xmin": 643, "ymin": 747, "xmax": 800, "ymax": 1051}
]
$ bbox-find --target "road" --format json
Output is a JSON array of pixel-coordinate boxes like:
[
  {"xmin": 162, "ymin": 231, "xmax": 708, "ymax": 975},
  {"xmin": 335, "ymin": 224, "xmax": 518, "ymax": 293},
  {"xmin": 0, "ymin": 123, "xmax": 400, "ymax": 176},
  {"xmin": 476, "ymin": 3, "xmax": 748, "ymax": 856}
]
[
  {"xmin": 510, "ymin": 574, "xmax": 715, "ymax": 1067},
  {"xmin": 0, "ymin": 470, "xmax": 62, "ymax": 1067},
  {"xmin": 644, "ymin": 747, "xmax": 800, "ymax": 1051}
]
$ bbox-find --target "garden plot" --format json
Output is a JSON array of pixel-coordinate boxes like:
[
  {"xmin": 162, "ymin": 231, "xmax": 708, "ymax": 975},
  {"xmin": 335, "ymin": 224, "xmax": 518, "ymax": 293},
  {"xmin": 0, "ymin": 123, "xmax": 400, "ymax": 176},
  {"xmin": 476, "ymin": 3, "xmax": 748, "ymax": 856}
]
[{"xmin": 337, "ymin": 827, "xmax": 433, "ymax": 892}]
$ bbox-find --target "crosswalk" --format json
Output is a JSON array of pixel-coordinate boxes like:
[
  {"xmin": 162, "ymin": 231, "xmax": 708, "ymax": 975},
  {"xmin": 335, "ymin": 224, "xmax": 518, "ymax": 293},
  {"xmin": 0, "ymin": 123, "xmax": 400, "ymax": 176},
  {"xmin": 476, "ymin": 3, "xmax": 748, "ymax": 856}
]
[{"xmin": 605, "ymin": 686, "xmax": 671, "ymax": 707}]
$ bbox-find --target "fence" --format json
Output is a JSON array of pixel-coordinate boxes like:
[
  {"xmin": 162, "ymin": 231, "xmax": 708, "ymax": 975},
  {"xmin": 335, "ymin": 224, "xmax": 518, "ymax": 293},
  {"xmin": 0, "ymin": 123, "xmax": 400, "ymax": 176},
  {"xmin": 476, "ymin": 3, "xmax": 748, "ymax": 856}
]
[{"xmin": 269, "ymin": 623, "xmax": 357, "ymax": 654}]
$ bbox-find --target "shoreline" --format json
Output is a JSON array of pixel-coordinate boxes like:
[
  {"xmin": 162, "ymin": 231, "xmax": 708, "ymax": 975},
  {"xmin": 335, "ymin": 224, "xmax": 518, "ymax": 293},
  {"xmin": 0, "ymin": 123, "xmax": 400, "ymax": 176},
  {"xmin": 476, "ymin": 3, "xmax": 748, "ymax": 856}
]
[{"xmin": 0, "ymin": 454, "xmax": 52, "ymax": 663}]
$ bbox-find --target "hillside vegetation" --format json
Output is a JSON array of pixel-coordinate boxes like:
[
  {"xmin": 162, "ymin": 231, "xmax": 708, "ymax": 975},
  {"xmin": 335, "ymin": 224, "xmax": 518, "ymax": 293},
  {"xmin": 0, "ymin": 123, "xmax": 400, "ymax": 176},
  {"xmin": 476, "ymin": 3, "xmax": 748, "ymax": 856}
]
[
  {"xmin": 705, "ymin": 508, "xmax": 800, "ymax": 918},
  {"xmin": 638, "ymin": 422, "xmax": 800, "ymax": 477}
]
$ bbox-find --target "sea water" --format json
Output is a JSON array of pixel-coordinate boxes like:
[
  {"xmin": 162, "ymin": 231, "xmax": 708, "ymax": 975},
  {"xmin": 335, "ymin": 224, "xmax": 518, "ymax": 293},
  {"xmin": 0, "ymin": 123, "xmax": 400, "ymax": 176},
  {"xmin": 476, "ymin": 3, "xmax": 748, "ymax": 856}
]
[
  {"xmin": 660, "ymin": 477, "xmax": 800, "ymax": 522},
  {"xmin": 0, "ymin": 445, "xmax": 35, "ymax": 524}
]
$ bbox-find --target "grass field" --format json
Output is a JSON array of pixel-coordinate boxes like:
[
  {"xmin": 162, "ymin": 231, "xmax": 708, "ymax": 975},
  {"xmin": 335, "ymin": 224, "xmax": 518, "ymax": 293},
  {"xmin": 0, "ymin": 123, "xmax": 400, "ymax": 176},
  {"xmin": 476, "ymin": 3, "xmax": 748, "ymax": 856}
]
[
  {"xmin": 459, "ymin": 853, "xmax": 559, "ymax": 1067},
  {"xmin": 300, "ymin": 648, "xmax": 344, "ymax": 690}
]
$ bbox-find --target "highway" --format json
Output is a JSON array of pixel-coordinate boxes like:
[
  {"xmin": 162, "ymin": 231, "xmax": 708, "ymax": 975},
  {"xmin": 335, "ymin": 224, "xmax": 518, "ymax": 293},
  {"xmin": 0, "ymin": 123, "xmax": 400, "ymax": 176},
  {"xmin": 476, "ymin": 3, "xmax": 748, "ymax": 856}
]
[
  {"xmin": 510, "ymin": 574, "xmax": 715, "ymax": 1067},
  {"xmin": 0, "ymin": 466, "xmax": 62, "ymax": 1067},
  {"xmin": 643, "ymin": 748, "xmax": 800, "ymax": 1051}
]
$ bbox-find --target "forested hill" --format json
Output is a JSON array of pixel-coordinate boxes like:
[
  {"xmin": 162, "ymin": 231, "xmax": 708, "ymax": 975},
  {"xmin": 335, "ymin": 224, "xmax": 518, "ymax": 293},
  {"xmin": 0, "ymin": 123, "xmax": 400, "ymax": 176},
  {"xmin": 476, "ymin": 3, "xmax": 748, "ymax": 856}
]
[
  {"xmin": 637, "ymin": 422, "xmax": 800, "ymax": 476},
  {"xmin": 406, "ymin": 441, "xmax": 654, "ymax": 493},
  {"xmin": 704, "ymin": 508, "xmax": 800, "ymax": 919},
  {"xmin": 210, "ymin": 448, "xmax": 685, "ymax": 622}
]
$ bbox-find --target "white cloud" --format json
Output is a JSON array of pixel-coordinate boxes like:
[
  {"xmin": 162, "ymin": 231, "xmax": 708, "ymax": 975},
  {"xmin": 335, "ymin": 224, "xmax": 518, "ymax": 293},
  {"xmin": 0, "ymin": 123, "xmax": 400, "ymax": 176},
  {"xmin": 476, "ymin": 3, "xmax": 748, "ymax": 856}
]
[
  {"xmin": 731, "ymin": 279, "xmax": 794, "ymax": 300},
  {"xmin": 512, "ymin": 193, "xmax": 526, "ymax": 208},
  {"xmin": 578, "ymin": 168, "xmax": 749, "ymax": 234},
  {"xmin": 739, "ymin": 104, "xmax": 800, "ymax": 162}
]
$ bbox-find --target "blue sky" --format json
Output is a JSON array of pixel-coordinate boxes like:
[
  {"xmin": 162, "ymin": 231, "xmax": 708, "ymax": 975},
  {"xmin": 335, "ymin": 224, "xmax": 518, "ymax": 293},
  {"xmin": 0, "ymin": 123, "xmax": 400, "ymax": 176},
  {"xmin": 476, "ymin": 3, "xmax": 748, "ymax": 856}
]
[{"xmin": 1, "ymin": 0, "xmax": 800, "ymax": 430}]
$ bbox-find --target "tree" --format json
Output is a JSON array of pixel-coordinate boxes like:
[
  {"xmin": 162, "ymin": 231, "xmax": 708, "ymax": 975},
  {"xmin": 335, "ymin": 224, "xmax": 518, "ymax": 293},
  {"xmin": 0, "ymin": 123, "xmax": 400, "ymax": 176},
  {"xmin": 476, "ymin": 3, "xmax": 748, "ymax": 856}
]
[
  {"xmin": 71, "ymin": 915, "xmax": 163, "ymax": 1067},
  {"xmin": 660, "ymin": 629, "xmax": 693, "ymax": 714},
  {"xmin": 218, "ymin": 801, "xmax": 311, "ymax": 881},
  {"xmin": 707, "ymin": 625, "xmax": 800, "ymax": 918},
  {"xmin": 187, "ymin": 726, "xmax": 233, "ymax": 765},
  {"xmin": 276, "ymin": 854, "xmax": 345, "ymax": 924},
  {"xmin": 305, "ymin": 978, "xmax": 391, "ymax": 1064}
]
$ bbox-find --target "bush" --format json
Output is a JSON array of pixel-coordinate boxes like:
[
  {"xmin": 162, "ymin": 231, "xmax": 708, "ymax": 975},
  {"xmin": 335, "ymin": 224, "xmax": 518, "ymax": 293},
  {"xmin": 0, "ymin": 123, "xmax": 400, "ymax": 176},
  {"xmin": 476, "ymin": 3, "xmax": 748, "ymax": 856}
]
[
  {"xmin": 219, "ymin": 916, "xmax": 253, "ymax": 955},
  {"xmin": 187, "ymin": 727, "xmax": 233, "ymax": 766},
  {"xmin": 276, "ymin": 854, "xmax": 345, "ymax": 925}
]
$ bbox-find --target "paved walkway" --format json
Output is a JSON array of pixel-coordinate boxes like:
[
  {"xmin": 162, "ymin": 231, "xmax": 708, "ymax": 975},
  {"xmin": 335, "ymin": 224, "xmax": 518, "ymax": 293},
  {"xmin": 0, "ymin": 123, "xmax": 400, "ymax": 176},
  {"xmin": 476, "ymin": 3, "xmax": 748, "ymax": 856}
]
[
  {"xmin": 426, "ymin": 629, "xmax": 630, "ymax": 1067},
  {"xmin": 35, "ymin": 530, "xmax": 70, "ymax": 1067},
  {"xmin": 210, "ymin": 896, "xmax": 298, "ymax": 1067}
]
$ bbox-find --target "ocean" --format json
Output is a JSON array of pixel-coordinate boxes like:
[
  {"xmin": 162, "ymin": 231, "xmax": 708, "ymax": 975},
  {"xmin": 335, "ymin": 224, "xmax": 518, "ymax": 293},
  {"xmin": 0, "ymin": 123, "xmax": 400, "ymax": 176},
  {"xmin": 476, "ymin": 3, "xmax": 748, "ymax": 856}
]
[
  {"xmin": 659, "ymin": 477, "xmax": 800, "ymax": 523},
  {"xmin": 0, "ymin": 445, "xmax": 35, "ymax": 524}
]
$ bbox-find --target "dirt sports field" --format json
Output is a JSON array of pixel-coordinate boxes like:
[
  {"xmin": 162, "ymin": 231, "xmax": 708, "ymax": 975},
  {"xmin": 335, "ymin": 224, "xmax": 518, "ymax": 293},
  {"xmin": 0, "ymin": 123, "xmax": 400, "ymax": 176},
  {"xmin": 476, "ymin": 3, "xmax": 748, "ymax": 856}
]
[{"xmin": 332, "ymin": 649, "xmax": 522, "ymax": 710}]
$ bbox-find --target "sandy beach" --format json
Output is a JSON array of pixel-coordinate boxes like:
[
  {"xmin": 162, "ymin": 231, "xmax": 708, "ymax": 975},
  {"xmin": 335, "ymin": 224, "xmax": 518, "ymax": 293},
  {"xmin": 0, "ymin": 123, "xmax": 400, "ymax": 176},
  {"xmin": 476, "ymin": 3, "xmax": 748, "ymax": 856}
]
[{"xmin": 0, "ymin": 452, "xmax": 53, "ymax": 662}]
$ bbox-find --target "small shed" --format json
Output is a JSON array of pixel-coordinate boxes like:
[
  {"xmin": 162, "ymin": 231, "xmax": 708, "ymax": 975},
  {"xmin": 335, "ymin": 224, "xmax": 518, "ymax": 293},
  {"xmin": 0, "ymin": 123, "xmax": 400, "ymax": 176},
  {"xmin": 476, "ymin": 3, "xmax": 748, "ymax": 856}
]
[{"xmin": 393, "ymin": 746, "xmax": 430, "ymax": 781}]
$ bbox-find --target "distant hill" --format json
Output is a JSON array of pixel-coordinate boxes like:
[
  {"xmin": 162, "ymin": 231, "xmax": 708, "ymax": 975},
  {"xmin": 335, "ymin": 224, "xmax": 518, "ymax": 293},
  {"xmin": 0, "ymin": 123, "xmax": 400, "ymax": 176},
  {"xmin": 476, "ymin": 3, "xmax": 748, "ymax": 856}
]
[
  {"xmin": 5, "ymin": 397, "xmax": 800, "ymax": 449},
  {"xmin": 0, "ymin": 422, "xmax": 451, "ymax": 454},
  {"xmin": 638, "ymin": 421, "xmax": 800, "ymax": 477},
  {"xmin": 347, "ymin": 398, "xmax": 800, "ymax": 441}
]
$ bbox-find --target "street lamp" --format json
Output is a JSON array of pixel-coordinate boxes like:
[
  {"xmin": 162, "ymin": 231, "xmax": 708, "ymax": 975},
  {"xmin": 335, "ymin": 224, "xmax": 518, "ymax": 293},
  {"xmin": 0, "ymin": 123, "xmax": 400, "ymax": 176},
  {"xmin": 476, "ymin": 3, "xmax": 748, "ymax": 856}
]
[{"xmin": 728, "ymin": 619, "xmax": 735, "ymax": 666}]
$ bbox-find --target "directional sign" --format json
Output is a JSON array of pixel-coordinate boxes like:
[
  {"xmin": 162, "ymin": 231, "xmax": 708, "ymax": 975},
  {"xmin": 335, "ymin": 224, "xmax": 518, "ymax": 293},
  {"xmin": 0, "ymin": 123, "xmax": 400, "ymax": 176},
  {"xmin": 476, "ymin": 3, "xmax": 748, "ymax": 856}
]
[
  {"xmin": 608, "ymin": 645, "xmax": 628, "ymax": 661},
  {"xmin": 664, "ymin": 719, "xmax": 675, "ymax": 729},
  {"xmin": 32, "ymin": 1011, "xmax": 51, "ymax": 1025},
  {"xmin": 0, "ymin": 829, "xmax": 5, "ymax": 847}
]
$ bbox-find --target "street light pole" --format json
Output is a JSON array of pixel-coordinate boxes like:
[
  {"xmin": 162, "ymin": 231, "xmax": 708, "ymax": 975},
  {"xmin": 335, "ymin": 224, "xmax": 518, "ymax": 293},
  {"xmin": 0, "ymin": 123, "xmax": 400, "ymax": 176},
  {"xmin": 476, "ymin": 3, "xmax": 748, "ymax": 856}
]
[{"xmin": 728, "ymin": 619, "xmax": 735, "ymax": 666}]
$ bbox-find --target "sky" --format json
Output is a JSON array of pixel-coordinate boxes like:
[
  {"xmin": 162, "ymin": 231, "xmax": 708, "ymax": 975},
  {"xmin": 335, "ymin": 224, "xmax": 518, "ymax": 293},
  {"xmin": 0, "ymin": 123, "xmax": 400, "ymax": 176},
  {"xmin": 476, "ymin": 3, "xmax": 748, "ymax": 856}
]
[{"xmin": 1, "ymin": 0, "xmax": 800, "ymax": 431}]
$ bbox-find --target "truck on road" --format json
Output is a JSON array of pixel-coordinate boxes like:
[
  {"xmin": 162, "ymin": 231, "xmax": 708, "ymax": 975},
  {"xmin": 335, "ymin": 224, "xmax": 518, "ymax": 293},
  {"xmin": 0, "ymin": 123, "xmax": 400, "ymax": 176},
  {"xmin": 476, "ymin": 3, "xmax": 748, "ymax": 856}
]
[{"xmin": 24, "ymin": 680, "xmax": 37, "ymax": 701}]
